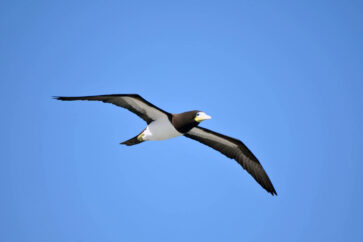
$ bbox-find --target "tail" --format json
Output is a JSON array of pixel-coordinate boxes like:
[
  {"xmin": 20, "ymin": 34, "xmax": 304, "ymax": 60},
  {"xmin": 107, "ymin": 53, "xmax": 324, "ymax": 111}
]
[
  {"xmin": 120, "ymin": 130, "xmax": 145, "ymax": 146},
  {"xmin": 120, "ymin": 135, "xmax": 144, "ymax": 146}
]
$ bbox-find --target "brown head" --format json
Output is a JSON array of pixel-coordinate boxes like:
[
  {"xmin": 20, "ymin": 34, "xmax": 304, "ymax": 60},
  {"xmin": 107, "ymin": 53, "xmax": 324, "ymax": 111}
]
[{"xmin": 172, "ymin": 110, "xmax": 212, "ymax": 133}]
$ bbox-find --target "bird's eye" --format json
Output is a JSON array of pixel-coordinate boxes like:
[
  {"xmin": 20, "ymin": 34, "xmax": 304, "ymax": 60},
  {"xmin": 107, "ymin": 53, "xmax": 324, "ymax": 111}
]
[{"xmin": 196, "ymin": 113, "xmax": 200, "ymax": 116}]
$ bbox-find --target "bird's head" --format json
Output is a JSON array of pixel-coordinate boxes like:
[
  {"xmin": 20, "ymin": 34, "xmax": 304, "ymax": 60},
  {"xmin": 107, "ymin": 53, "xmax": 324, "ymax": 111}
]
[
  {"xmin": 194, "ymin": 111, "xmax": 212, "ymax": 123},
  {"xmin": 172, "ymin": 110, "xmax": 212, "ymax": 133}
]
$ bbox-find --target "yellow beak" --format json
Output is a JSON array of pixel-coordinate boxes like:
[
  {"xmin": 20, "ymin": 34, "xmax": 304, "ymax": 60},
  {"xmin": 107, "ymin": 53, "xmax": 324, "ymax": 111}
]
[{"xmin": 195, "ymin": 112, "xmax": 212, "ymax": 122}]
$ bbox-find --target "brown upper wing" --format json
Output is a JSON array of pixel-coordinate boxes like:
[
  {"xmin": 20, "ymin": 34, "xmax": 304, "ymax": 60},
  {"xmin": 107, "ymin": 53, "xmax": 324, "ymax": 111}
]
[
  {"xmin": 185, "ymin": 126, "xmax": 277, "ymax": 195},
  {"xmin": 54, "ymin": 94, "xmax": 171, "ymax": 124}
]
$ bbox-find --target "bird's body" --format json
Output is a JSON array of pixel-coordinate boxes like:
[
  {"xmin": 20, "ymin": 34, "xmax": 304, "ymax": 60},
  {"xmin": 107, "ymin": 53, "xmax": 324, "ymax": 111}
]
[
  {"xmin": 142, "ymin": 117, "xmax": 182, "ymax": 141},
  {"xmin": 55, "ymin": 94, "xmax": 277, "ymax": 195}
]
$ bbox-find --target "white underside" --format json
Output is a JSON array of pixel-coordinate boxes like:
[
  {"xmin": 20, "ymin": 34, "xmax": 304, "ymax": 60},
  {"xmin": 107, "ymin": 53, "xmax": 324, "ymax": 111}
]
[{"xmin": 142, "ymin": 117, "xmax": 182, "ymax": 141}]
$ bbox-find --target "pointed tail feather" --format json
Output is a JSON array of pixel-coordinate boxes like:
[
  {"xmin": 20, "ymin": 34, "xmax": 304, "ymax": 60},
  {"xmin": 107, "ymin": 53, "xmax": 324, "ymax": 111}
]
[{"xmin": 120, "ymin": 135, "xmax": 144, "ymax": 146}]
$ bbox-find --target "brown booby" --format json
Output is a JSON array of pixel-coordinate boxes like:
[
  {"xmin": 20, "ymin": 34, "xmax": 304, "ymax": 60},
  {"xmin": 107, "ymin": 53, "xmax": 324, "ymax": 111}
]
[{"xmin": 55, "ymin": 94, "xmax": 277, "ymax": 195}]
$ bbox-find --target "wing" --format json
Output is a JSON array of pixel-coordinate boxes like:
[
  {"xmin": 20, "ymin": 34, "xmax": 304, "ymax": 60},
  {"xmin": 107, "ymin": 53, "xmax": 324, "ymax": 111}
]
[
  {"xmin": 184, "ymin": 127, "xmax": 277, "ymax": 195},
  {"xmin": 54, "ymin": 94, "xmax": 170, "ymax": 124}
]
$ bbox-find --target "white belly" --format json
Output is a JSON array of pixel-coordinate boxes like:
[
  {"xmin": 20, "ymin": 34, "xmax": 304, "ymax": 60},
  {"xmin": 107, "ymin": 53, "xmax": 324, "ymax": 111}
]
[{"xmin": 142, "ymin": 117, "xmax": 182, "ymax": 141}]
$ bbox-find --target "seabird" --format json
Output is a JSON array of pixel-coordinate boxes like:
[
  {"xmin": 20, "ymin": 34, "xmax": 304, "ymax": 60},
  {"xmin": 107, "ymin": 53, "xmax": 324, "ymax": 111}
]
[{"xmin": 55, "ymin": 94, "xmax": 277, "ymax": 195}]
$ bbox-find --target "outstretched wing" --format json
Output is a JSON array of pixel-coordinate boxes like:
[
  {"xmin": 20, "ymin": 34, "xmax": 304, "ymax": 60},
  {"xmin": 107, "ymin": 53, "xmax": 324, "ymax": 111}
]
[
  {"xmin": 184, "ymin": 126, "xmax": 277, "ymax": 195},
  {"xmin": 54, "ymin": 94, "xmax": 171, "ymax": 124}
]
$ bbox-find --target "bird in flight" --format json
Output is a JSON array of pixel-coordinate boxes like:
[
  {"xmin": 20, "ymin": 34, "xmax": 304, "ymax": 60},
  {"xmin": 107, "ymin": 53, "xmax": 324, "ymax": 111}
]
[{"xmin": 55, "ymin": 94, "xmax": 277, "ymax": 195}]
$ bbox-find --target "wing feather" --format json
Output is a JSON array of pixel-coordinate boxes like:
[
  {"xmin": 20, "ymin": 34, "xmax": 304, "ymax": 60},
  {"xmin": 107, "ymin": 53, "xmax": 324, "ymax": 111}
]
[
  {"xmin": 54, "ymin": 94, "xmax": 170, "ymax": 124},
  {"xmin": 185, "ymin": 127, "xmax": 277, "ymax": 195}
]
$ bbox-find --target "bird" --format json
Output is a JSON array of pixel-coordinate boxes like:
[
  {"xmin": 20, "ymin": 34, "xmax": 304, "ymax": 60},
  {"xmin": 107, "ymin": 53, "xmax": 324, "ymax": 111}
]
[{"xmin": 54, "ymin": 94, "xmax": 277, "ymax": 195}]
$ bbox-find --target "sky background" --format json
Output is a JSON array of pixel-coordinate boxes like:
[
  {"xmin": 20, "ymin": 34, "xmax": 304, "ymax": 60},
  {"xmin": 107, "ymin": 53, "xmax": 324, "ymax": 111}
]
[{"xmin": 1, "ymin": 1, "xmax": 363, "ymax": 241}]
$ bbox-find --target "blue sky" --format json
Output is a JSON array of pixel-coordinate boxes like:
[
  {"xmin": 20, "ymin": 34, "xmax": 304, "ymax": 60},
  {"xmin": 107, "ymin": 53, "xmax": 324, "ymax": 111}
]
[{"xmin": 1, "ymin": 1, "xmax": 362, "ymax": 241}]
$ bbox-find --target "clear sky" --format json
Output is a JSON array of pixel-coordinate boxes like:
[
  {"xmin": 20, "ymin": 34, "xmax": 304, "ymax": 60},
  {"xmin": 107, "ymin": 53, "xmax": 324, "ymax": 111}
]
[{"xmin": 1, "ymin": 1, "xmax": 362, "ymax": 241}]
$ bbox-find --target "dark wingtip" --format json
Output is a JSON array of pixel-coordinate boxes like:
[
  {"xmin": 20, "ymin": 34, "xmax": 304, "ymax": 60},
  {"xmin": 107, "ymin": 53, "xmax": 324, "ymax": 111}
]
[
  {"xmin": 53, "ymin": 96, "xmax": 65, "ymax": 100},
  {"xmin": 268, "ymin": 187, "xmax": 278, "ymax": 196},
  {"xmin": 53, "ymin": 96, "xmax": 78, "ymax": 101},
  {"xmin": 260, "ymin": 176, "xmax": 277, "ymax": 196}
]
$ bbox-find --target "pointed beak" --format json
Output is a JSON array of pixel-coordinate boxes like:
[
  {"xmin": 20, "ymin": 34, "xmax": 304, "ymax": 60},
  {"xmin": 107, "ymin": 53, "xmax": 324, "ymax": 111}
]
[
  {"xmin": 195, "ymin": 112, "xmax": 212, "ymax": 122},
  {"xmin": 202, "ymin": 113, "xmax": 212, "ymax": 120}
]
